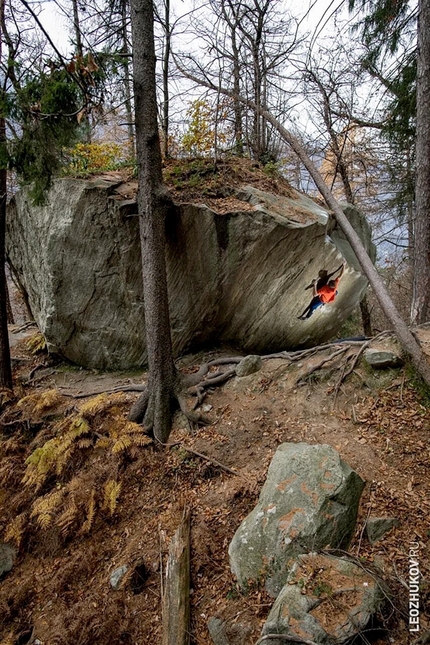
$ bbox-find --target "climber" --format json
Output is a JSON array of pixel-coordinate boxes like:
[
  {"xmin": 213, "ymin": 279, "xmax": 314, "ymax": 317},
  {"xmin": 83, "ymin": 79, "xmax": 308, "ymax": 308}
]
[
  {"xmin": 298, "ymin": 261, "xmax": 346, "ymax": 320},
  {"xmin": 304, "ymin": 263, "xmax": 344, "ymax": 291}
]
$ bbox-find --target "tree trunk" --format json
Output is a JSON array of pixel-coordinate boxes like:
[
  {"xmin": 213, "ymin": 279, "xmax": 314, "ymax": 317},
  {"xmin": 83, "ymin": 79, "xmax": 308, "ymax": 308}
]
[
  {"xmin": 175, "ymin": 65, "xmax": 430, "ymax": 386},
  {"xmin": 121, "ymin": 0, "xmax": 135, "ymax": 147},
  {"xmin": 161, "ymin": 0, "xmax": 171, "ymax": 159},
  {"xmin": 411, "ymin": 0, "xmax": 430, "ymax": 324},
  {"xmin": 162, "ymin": 508, "xmax": 191, "ymax": 645},
  {"xmin": 0, "ymin": 155, "xmax": 12, "ymax": 391},
  {"xmin": 130, "ymin": 0, "xmax": 176, "ymax": 443},
  {"xmin": 72, "ymin": 0, "xmax": 84, "ymax": 58},
  {"xmin": 0, "ymin": 1, "xmax": 12, "ymax": 390},
  {"xmin": 5, "ymin": 274, "xmax": 14, "ymax": 324},
  {"xmin": 359, "ymin": 296, "xmax": 372, "ymax": 337}
]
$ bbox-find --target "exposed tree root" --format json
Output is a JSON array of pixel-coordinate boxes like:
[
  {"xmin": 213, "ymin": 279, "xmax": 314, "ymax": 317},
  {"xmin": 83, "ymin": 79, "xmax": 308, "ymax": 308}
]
[
  {"xmin": 57, "ymin": 331, "xmax": 408, "ymax": 444},
  {"xmin": 60, "ymin": 383, "xmax": 148, "ymax": 399},
  {"xmin": 128, "ymin": 357, "xmax": 242, "ymax": 430}
]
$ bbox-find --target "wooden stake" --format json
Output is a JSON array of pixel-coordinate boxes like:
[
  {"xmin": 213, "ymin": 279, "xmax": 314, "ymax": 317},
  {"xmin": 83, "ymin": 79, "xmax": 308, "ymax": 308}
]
[{"xmin": 162, "ymin": 507, "xmax": 191, "ymax": 645}]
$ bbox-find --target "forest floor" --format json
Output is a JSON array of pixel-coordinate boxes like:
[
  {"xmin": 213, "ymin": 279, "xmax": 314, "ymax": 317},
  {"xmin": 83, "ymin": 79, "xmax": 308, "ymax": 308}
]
[{"xmin": 0, "ymin": 323, "xmax": 429, "ymax": 645}]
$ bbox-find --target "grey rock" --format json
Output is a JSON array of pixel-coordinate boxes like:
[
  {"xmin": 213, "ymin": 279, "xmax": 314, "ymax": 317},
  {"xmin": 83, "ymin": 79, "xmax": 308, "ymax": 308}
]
[
  {"xmin": 262, "ymin": 552, "xmax": 386, "ymax": 645},
  {"xmin": 207, "ymin": 617, "xmax": 231, "ymax": 645},
  {"xmin": 236, "ymin": 355, "xmax": 262, "ymax": 377},
  {"xmin": 228, "ymin": 443, "xmax": 365, "ymax": 597},
  {"xmin": 0, "ymin": 543, "xmax": 16, "ymax": 578},
  {"xmin": 109, "ymin": 564, "xmax": 128, "ymax": 590},
  {"xmin": 207, "ymin": 617, "xmax": 253, "ymax": 645},
  {"xmin": 366, "ymin": 517, "xmax": 399, "ymax": 544},
  {"xmin": 7, "ymin": 181, "xmax": 375, "ymax": 369},
  {"xmin": 227, "ymin": 621, "xmax": 253, "ymax": 644},
  {"xmin": 364, "ymin": 349, "xmax": 403, "ymax": 369}
]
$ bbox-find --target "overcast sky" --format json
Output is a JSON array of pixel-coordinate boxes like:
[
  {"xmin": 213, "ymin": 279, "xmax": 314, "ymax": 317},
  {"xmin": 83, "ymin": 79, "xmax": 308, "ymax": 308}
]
[{"xmin": 38, "ymin": 0, "xmax": 346, "ymax": 56}]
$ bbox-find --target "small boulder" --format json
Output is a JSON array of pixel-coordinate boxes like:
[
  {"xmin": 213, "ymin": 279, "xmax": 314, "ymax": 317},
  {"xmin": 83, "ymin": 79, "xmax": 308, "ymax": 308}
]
[
  {"xmin": 262, "ymin": 552, "xmax": 386, "ymax": 645},
  {"xmin": 0, "ymin": 543, "xmax": 16, "ymax": 579},
  {"xmin": 235, "ymin": 355, "xmax": 263, "ymax": 377},
  {"xmin": 228, "ymin": 443, "xmax": 365, "ymax": 597},
  {"xmin": 207, "ymin": 617, "xmax": 252, "ymax": 645},
  {"xmin": 109, "ymin": 564, "xmax": 128, "ymax": 590},
  {"xmin": 363, "ymin": 349, "xmax": 403, "ymax": 369},
  {"xmin": 366, "ymin": 517, "xmax": 399, "ymax": 544},
  {"xmin": 207, "ymin": 617, "xmax": 230, "ymax": 645}
]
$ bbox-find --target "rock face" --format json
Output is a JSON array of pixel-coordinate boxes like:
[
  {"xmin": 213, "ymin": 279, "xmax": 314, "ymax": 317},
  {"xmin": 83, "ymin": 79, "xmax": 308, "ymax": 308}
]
[
  {"xmin": 7, "ymin": 179, "xmax": 375, "ymax": 369},
  {"xmin": 228, "ymin": 443, "xmax": 365, "ymax": 597},
  {"xmin": 261, "ymin": 552, "xmax": 386, "ymax": 645}
]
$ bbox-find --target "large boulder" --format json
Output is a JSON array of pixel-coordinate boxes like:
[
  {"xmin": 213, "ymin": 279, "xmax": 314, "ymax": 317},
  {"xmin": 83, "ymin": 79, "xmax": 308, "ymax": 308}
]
[
  {"xmin": 228, "ymin": 443, "xmax": 365, "ymax": 597},
  {"xmin": 7, "ymin": 179, "xmax": 375, "ymax": 369}
]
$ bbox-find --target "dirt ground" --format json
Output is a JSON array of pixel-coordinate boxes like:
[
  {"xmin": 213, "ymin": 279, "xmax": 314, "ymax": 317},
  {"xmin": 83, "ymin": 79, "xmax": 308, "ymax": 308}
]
[{"xmin": 0, "ymin": 322, "xmax": 429, "ymax": 645}]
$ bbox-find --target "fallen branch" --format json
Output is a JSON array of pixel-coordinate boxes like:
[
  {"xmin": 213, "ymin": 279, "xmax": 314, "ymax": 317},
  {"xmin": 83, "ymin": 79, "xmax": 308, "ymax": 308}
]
[
  {"xmin": 156, "ymin": 437, "xmax": 237, "ymax": 475},
  {"xmin": 178, "ymin": 445, "xmax": 237, "ymax": 475}
]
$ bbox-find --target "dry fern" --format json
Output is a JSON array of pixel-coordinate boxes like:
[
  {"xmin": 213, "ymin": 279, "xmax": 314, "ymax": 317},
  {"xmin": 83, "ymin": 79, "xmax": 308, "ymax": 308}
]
[
  {"xmin": 23, "ymin": 416, "xmax": 91, "ymax": 488},
  {"xmin": 79, "ymin": 392, "xmax": 128, "ymax": 418},
  {"xmin": 25, "ymin": 332, "xmax": 47, "ymax": 354},
  {"xmin": 30, "ymin": 488, "xmax": 64, "ymax": 529},
  {"xmin": 4, "ymin": 512, "xmax": 28, "ymax": 547},
  {"xmin": 56, "ymin": 498, "xmax": 79, "ymax": 535},
  {"xmin": 23, "ymin": 439, "xmax": 60, "ymax": 489},
  {"xmin": 103, "ymin": 480, "xmax": 122, "ymax": 515},
  {"xmin": 80, "ymin": 489, "xmax": 96, "ymax": 534},
  {"xmin": 17, "ymin": 388, "xmax": 63, "ymax": 418}
]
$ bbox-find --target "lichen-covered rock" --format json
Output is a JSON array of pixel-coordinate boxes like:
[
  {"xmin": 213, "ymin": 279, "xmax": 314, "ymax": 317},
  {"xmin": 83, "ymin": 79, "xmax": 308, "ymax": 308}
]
[
  {"xmin": 7, "ymin": 180, "xmax": 375, "ymax": 369},
  {"xmin": 236, "ymin": 355, "xmax": 262, "ymax": 377},
  {"xmin": 364, "ymin": 349, "xmax": 403, "ymax": 369},
  {"xmin": 228, "ymin": 443, "xmax": 365, "ymax": 597},
  {"xmin": 261, "ymin": 552, "xmax": 386, "ymax": 645}
]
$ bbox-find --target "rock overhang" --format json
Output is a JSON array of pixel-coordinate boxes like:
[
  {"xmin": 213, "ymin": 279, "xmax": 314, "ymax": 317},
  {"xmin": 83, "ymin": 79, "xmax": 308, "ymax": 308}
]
[{"xmin": 7, "ymin": 178, "xmax": 375, "ymax": 369}]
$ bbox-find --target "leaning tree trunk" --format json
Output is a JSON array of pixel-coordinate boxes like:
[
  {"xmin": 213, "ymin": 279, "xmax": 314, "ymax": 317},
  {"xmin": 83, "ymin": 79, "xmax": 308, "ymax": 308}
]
[
  {"xmin": 174, "ymin": 65, "xmax": 430, "ymax": 386},
  {"xmin": 130, "ymin": 0, "xmax": 177, "ymax": 443},
  {"xmin": 411, "ymin": 0, "xmax": 430, "ymax": 324}
]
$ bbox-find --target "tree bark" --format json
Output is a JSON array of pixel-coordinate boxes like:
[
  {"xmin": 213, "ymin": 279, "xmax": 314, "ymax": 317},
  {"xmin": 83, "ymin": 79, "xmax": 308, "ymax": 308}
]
[
  {"xmin": 162, "ymin": 508, "xmax": 191, "ymax": 645},
  {"xmin": 411, "ymin": 0, "xmax": 430, "ymax": 324},
  {"xmin": 0, "ymin": 1, "xmax": 13, "ymax": 390},
  {"xmin": 0, "ymin": 160, "xmax": 12, "ymax": 390},
  {"xmin": 130, "ymin": 0, "xmax": 177, "ymax": 442},
  {"xmin": 175, "ymin": 64, "xmax": 430, "ymax": 386},
  {"xmin": 161, "ymin": 0, "xmax": 171, "ymax": 159}
]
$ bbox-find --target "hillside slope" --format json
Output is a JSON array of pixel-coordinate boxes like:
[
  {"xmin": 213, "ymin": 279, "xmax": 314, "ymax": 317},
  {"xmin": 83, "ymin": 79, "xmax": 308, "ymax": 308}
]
[{"xmin": 0, "ymin": 328, "xmax": 429, "ymax": 644}]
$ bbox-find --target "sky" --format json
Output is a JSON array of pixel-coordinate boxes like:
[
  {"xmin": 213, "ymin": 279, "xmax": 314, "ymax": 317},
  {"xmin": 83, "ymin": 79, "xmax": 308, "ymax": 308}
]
[{"xmin": 38, "ymin": 0, "xmax": 343, "ymax": 56}]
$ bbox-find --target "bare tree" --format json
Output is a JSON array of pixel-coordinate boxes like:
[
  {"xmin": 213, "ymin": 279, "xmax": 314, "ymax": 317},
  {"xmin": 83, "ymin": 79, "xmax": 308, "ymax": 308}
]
[{"xmin": 179, "ymin": 0, "xmax": 299, "ymax": 161}]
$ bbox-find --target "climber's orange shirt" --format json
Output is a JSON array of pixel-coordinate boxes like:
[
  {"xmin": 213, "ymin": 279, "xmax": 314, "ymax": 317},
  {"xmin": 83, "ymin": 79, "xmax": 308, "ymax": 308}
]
[{"xmin": 318, "ymin": 277, "xmax": 340, "ymax": 303}]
